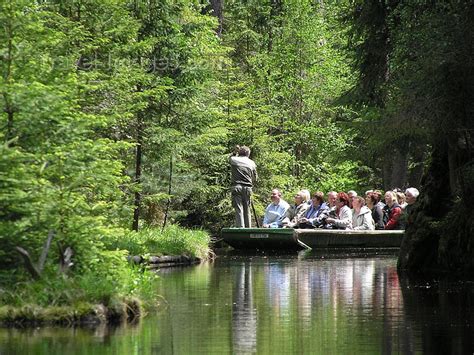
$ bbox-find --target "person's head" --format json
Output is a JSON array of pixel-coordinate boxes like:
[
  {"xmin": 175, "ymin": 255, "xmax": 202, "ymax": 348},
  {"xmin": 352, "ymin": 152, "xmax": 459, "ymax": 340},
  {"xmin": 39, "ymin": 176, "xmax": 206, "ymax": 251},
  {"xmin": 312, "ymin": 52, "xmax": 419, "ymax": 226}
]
[
  {"xmin": 352, "ymin": 196, "xmax": 366, "ymax": 211},
  {"xmin": 373, "ymin": 190, "xmax": 383, "ymax": 203},
  {"xmin": 365, "ymin": 192, "xmax": 377, "ymax": 208},
  {"xmin": 347, "ymin": 190, "xmax": 357, "ymax": 198},
  {"xmin": 311, "ymin": 191, "xmax": 325, "ymax": 207},
  {"xmin": 365, "ymin": 189, "xmax": 373, "ymax": 197},
  {"xmin": 396, "ymin": 192, "xmax": 406, "ymax": 205},
  {"xmin": 327, "ymin": 191, "xmax": 337, "ymax": 207},
  {"xmin": 347, "ymin": 190, "xmax": 357, "ymax": 208},
  {"xmin": 336, "ymin": 192, "xmax": 349, "ymax": 208},
  {"xmin": 405, "ymin": 187, "xmax": 419, "ymax": 205},
  {"xmin": 384, "ymin": 191, "xmax": 398, "ymax": 207},
  {"xmin": 270, "ymin": 189, "xmax": 282, "ymax": 204},
  {"xmin": 300, "ymin": 189, "xmax": 311, "ymax": 203},
  {"xmin": 238, "ymin": 145, "xmax": 251, "ymax": 157},
  {"xmin": 294, "ymin": 190, "xmax": 310, "ymax": 206}
]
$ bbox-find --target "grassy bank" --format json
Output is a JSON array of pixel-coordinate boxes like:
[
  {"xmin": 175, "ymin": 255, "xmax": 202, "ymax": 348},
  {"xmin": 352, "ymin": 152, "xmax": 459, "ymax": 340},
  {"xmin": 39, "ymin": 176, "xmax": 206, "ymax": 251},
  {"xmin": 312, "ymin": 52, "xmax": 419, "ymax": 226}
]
[
  {"xmin": 0, "ymin": 225, "xmax": 211, "ymax": 327},
  {"xmin": 108, "ymin": 225, "xmax": 211, "ymax": 260}
]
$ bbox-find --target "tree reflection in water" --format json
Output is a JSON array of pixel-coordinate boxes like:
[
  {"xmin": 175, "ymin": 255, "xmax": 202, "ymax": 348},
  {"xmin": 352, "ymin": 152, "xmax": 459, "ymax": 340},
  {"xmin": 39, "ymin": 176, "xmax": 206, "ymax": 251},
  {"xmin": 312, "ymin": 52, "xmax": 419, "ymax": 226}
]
[{"xmin": 2, "ymin": 254, "xmax": 474, "ymax": 354}]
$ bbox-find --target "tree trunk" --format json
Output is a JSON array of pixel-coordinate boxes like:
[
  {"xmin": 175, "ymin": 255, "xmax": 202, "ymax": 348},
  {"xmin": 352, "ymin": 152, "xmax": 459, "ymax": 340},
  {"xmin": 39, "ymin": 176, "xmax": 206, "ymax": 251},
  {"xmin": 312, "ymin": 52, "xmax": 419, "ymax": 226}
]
[
  {"xmin": 162, "ymin": 155, "xmax": 173, "ymax": 231},
  {"xmin": 206, "ymin": 0, "xmax": 223, "ymax": 37},
  {"xmin": 268, "ymin": 0, "xmax": 283, "ymax": 51},
  {"xmin": 389, "ymin": 139, "xmax": 409, "ymax": 189},
  {"xmin": 132, "ymin": 112, "xmax": 143, "ymax": 231},
  {"xmin": 3, "ymin": 3, "xmax": 15, "ymax": 142},
  {"xmin": 397, "ymin": 140, "xmax": 450, "ymax": 275}
]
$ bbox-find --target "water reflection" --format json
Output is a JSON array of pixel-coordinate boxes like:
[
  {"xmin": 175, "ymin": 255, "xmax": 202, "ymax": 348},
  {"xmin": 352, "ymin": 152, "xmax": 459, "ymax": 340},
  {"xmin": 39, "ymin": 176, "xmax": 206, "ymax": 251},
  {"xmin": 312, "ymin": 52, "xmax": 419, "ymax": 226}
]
[
  {"xmin": 230, "ymin": 255, "xmax": 407, "ymax": 354},
  {"xmin": 400, "ymin": 276, "xmax": 474, "ymax": 355},
  {"xmin": 232, "ymin": 263, "xmax": 257, "ymax": 354},
  {"xmin": 2, "ymin": 254, "xmax": 474, "ymax": 354}
]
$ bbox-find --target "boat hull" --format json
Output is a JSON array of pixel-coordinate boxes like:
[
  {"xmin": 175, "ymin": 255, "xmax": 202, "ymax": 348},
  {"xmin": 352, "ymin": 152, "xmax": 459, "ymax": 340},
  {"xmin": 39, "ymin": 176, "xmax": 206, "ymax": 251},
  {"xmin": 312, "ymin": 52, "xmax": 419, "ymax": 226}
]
[
  {"xmin": 220, "ymin": 228, "xmax": 305, "ymax": 250},
  {"xmin": 295, "ymin": 229, "xmax": 403, "ymax": 248},
  {"xmin": 221, "ymin": 228, "xmax": 404, "ymax": 250}
]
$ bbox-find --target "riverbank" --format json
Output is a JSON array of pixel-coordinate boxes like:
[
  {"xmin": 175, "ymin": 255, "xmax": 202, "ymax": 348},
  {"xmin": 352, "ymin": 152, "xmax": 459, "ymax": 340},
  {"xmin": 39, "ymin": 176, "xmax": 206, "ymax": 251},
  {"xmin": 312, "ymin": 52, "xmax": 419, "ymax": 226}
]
[{"xmin": 0, "ymin": 225, "xmax": 211, "ymax": 327}]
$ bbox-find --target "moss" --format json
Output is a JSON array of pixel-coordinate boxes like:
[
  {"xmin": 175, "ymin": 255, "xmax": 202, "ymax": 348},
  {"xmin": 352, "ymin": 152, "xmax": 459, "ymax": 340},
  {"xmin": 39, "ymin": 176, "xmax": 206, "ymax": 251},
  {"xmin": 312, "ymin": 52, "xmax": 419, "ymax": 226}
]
[
  {"xmin": 42, "ymin": 306, "xmax": 76, "ymax": 324},
  {"xmin": 0, "ymin": 297, "xmax": 143, "ymax": 327}
]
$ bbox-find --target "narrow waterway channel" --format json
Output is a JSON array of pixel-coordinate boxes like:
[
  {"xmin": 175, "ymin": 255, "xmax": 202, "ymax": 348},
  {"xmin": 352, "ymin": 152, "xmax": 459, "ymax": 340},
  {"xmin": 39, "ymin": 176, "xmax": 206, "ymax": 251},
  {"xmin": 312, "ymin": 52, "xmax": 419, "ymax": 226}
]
[{"xmin": 2, "ymin": 251, "xmax": 474, "ymax": 354}]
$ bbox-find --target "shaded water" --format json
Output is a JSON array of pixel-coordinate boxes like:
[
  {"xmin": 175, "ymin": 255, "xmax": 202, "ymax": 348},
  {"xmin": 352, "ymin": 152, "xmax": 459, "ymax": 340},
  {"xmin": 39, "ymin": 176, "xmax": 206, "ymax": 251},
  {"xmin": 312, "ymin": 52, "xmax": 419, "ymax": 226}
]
[{"xmin": 2, "ymin": 251, "xmax": 474, "ymax": 354}]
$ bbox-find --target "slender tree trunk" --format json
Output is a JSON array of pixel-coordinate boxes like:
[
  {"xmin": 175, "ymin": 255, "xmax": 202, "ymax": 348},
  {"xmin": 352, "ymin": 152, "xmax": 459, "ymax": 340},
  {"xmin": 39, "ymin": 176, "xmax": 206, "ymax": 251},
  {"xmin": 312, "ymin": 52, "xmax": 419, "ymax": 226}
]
[
  {"xmin": 209, "ymin": 0, "xmax": 223, "ymax": 37},
  {"xmin": 226, "ymin": 66, "xmax": 230, "ymax": 119},
  {"xmin": 3, "ymin": 1, "xmax": 15, "ymax": 142},
  {"xmin": 132, "ymin": 111, "xmax": 143, "ymax": 231},
  {"xmin": 268, "ymin": 0, "xmax": 282, "ymax": 51},
  {"xmin": 202, "ymin": 0, "xmax": 223, "ymax": 37},
  {"xmin": 382, "ymin": 157, "xmax": 392, "ymax": 191},
  {"xmin": 162, "ymin": 155, "xmax": 173, "ymax": 231}
]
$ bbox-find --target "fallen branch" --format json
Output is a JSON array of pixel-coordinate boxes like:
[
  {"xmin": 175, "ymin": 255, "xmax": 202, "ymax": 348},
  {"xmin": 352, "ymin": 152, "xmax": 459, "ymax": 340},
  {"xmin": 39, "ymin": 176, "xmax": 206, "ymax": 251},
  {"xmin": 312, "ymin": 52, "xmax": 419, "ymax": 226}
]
[{"xmin": 15, "ymin": 247, "xmax": 41, "ymax": 280}]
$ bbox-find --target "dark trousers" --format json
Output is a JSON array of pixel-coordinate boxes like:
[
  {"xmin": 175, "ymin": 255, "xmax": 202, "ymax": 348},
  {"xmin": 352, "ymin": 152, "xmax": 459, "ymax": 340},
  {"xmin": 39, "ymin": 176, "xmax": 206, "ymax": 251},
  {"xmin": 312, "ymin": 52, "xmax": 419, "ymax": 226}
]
[{"xmin": 231, "ymin": 185, "xmax": 252, "ymax": 228}]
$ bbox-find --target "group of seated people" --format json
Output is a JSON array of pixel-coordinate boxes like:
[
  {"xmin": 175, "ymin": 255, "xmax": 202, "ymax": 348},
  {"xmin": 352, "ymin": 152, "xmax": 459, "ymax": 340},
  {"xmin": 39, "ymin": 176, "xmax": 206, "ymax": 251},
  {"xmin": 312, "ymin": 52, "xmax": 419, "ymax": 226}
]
[{"xmin": 262, "ymin": 187, "xmax": 420, "ymax": 230}]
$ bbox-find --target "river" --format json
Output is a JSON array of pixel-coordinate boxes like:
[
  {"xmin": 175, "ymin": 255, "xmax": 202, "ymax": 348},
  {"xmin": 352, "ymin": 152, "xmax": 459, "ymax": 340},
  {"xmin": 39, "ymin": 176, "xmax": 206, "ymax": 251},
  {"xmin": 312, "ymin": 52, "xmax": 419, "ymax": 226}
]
[{"xmin": 1, "ymin": 251, "xmax": 474, "ymax": 354}]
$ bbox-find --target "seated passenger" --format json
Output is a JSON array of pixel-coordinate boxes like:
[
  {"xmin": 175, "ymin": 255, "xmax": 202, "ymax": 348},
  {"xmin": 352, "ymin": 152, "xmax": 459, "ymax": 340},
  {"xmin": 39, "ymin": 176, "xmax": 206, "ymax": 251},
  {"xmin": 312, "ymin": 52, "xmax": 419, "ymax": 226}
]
[
  {"xmin": 373, "ymin": 190, "xmax": 385, "ymax": 209},
  {"xmin": 351, "ymin": 196, "xmax": 375, "ymax": 230},
  {"xmin": 282, "ymin": 190, "xmax": 310, "ymax": 228},
  {"xmin": 404, "ymin": 187, "xmax": 419, "ymax": 215},
  {"xmin": 347, "ymin": 190, "xmax": 357, "ymax": 209},
  {"xmin": 365, "ymin": 192, "xmax": 384, "ymax": 229},
  {"xmin": 402, "ymin": 187, "xmax": 420, "ymax": 227},
  {"xmin": 383, "ymin": 191, "xmax": 402, "ymax": 230},
  {"xmin": 262, "ymin": 189, "xmax": 290, "ymax": 228},
  {"xmin": 326, "ymin": 191, "xmax": 337, "ymax": 212},
  {"xmin": 326, "ymin": 192, "xmax": 352, "ymax": 229},
  {"xmin": 396, "ymin": 191, "xmax": 407, "ymax": 209},
  {"xmin": 298, "ymin": 191, "xmax": 329, "ymax": 228}
]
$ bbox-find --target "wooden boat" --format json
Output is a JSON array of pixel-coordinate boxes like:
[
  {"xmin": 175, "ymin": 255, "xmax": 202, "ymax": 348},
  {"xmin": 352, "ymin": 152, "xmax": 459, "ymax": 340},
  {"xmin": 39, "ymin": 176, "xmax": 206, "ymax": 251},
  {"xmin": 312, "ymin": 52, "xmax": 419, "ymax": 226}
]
[
  {"xmin": 220, "ymin": 228, "xmax": 308, "ymax": 250},
  {"xmin": 221, "ymin": 228, "xmax": 404, "ymax": 250},
  {"xmin": 295, "ymin": 229, "xmax": 404, "ymax": 249}
]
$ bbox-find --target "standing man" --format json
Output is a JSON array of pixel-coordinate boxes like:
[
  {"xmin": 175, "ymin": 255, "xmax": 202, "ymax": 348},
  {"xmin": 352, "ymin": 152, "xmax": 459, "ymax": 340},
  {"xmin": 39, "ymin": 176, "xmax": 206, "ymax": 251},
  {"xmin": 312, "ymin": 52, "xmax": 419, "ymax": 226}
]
[{"xmin": 230, "ymin": 145, "xmax": 258, "ymax": 228}]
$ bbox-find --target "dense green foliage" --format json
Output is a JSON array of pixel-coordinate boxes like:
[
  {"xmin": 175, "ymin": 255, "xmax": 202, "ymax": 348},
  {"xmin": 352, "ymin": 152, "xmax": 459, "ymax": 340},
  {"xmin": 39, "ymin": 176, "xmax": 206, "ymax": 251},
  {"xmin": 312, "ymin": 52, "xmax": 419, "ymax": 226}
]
[
  {"xmin": 0, "ymin": 0, "xmax": 357, "ymax": 254},
  {"xmin": 1, "ymin": 0, "xmax": 473, "ymax": 305},
  {"xmin": 0, "ymin": 0, "xmax": 218, "ymax": 308},
  {"xmin": 337, "ymin": 0, "xmax": 473, "ymax": 275}
]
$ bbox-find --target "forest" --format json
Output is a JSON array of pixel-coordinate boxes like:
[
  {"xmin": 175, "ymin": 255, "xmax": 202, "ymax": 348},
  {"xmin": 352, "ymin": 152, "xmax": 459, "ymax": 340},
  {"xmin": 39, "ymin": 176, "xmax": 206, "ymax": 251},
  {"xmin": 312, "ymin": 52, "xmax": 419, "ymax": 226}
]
[{"xmin": 1, "ymin": 0, "xmax": 473, "ymax": 314}]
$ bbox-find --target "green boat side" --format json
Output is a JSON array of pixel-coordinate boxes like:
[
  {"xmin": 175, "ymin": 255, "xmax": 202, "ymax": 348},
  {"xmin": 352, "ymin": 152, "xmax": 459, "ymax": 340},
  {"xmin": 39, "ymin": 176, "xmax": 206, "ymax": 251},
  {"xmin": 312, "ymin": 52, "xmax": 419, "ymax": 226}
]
[
  {"xmin": 221, "ymin": 228, "xmax": 404, "ymax": 250},
  {"xmin": 295, "ymin": 229, "xmax": 404, "ymax": 248},
  {"xmin": 220, "ymin": 228, "xmax": 305, "ymax": 250}
]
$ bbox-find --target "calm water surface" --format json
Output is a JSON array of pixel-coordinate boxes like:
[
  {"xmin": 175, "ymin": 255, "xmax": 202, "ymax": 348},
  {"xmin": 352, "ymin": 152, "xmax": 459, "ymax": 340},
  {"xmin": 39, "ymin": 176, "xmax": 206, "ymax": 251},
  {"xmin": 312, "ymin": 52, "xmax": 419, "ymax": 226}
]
[{"xmin": 2, "ymin": 251, "xmax": 474, "ymax": 354}]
